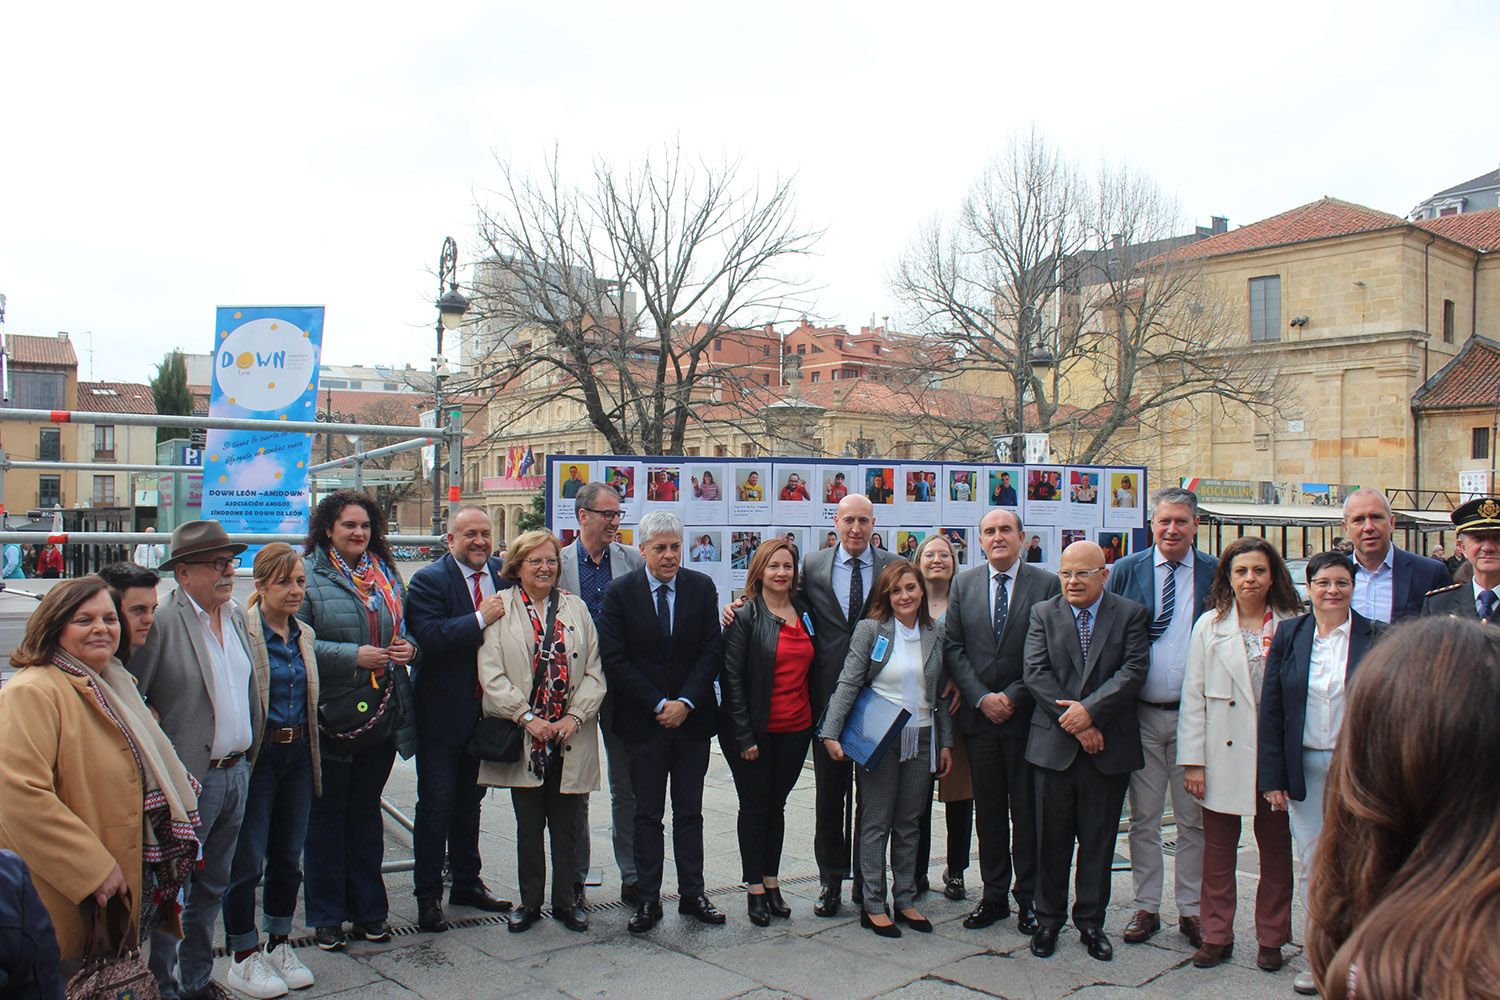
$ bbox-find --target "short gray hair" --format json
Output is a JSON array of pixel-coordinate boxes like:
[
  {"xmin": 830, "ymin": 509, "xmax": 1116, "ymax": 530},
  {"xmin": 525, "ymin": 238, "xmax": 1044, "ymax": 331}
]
[
  {"xmin": 572, "ymin": 481, "xmax": 616, "ymax": 516},
  {"xmin": 1341, "ymin": 487, "xmax": 1391, "ymax": 519},
  {"xmin": 1148, "ymin": 486, "xmax": 1199, "ymax": 520},
  {"xmin": 637, "ymin": 510, "xmax": 684, "ymax": 544}
]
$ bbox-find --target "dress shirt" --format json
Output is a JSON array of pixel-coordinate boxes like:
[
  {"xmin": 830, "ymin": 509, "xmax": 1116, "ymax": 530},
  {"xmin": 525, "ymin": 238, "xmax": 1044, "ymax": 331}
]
[
  {"xmin": 184, "ymin": 592, "xmax": 254, "ymax": 758},
  {"xmin": 261, "ymin": 616, "xmax": 308, "ymax": 729},
  {"xmin": 576, "ymin": 543, "xmax": 613, "ymax": 623},
  {"xmin": 870, "ymin": 620, "xmax": 931, "ymax": 726},
  {"xmin": 975, "ymin": 560, "xmax": 1020, "ymax": 707},
  {"xmin": 831, "ymin": 545, "xmax": 873, "ymax": 617},
  {"xmin": 1303, "ymin": 615, "xmax": 1351, "ymax": 751},
  {"xmin": 1069, "ymin": 593, "xmax": 1105, "ymax": 625},
  {"xmin": 1139, "ymin": 547, "xmax": 1195, "ymax": 704},
  {"xmin": 1351, "ymin": 545, "xmax": 1395, "ymax": 623},
  {"xmin": 463, "ymin": 563, "xmax": 497, "ymax": 629},
  {"xmin": 648, "ymin": 573, "xmax": 693, "ymax": 714},
  {"xmin": 1473, "ymin": 578, "xmax": 1497, "ymax": 618}
]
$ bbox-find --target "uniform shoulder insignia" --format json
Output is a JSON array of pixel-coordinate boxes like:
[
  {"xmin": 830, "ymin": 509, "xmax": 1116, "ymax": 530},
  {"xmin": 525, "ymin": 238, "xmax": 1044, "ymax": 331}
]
[{"xmin": 1424, "ymin": 582, "xmax": 1463, "ymax": 597}]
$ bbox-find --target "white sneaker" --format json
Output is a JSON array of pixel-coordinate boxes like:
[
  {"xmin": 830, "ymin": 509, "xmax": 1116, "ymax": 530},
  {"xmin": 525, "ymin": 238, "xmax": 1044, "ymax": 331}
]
[
  {"xmin": 227, "ymin": 952, "xmax": 288, "ymax": 999},
  {"xmin": 1293, "ymin": 970, "xmax": 1319, "ymax": 996},
  {"xmin": 263, "ymin": 942, "xmax": 315, "ymax": 990}
]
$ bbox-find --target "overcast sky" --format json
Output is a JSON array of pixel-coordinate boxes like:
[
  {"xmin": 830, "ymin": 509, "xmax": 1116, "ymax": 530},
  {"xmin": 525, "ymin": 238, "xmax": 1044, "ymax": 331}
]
[{"xmin": 2, "ymin": 0, "xmax": 1495, "ymax": 386}]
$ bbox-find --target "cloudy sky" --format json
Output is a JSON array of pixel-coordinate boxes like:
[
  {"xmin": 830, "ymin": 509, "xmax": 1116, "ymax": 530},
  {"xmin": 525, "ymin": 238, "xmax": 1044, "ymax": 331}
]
[{"xmin": 2, "ymin": 0, "xmax": 1494, "ymax": 386}]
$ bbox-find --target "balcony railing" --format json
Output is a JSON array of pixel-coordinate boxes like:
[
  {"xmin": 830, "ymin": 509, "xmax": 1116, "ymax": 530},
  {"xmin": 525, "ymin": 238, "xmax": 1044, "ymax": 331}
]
[{"xmin": 93, "ymin": 448, "xmax": 116, "ymax": 461}]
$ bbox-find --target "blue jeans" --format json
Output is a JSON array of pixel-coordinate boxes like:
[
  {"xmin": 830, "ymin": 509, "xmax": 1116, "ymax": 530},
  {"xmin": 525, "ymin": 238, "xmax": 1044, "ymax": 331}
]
[
  {"xmin": 149, "ymin": 758, "xmax": 250, "ymax": 998},
  {"xmin": 413, "ymin": 736, "xmax": 485, "ymax": 901},
  {"xmin": 223, "ymin": 741, "xmax": 315, "ymax": 952},
  {"xmin": 303, "ymin": 741, "xmax": 396, "ymax": 928}
]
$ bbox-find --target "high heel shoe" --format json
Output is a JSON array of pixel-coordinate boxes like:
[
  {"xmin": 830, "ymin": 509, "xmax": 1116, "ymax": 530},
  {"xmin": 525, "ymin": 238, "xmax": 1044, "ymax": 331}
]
[
  {"xmin": 860, "ymin": 909, "xmax": 902, "ymax": 938},
  {"xmin": 764, "ymin": 886, "xmax": 791, "ymax": 919},
  {"xmin": 747, "ymin": 891, "xmax": 771, "ymax": 927},
  {"xmin": 895, "ymin": 909, "xmax": 933, "ymax": 933}
]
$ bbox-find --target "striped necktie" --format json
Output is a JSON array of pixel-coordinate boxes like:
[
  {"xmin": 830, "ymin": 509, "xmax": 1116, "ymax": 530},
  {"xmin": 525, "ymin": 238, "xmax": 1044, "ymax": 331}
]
[{"xmin": 1149, "ymin": 560, "xmax": 1181, "ymax": 642}]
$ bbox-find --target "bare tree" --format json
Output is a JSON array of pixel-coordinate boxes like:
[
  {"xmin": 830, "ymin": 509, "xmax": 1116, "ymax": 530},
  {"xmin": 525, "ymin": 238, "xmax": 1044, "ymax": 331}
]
[{"xmin": 463, "ymin": 145, "xmax": 820, "ymax": 456}]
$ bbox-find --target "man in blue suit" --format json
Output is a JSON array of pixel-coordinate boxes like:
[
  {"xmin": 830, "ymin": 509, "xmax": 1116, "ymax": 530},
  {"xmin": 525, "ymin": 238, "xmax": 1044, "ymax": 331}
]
[
  {"xmin": 1341, "ymin": 488, "xmax": 1450, "ymax": 622},
  {"xmin": 405, "ymin": 506, "xmax": 514, "ymax": 933},
  {"xmin": 1104, "ymin": 487, "xmax": 1216, "ymax": 950}
]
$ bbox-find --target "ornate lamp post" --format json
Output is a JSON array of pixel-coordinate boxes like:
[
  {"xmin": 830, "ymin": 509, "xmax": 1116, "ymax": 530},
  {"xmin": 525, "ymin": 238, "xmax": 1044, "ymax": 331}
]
[{"xmin": 432, "ymin": 236, "xmax": 470, "ymax": 535}]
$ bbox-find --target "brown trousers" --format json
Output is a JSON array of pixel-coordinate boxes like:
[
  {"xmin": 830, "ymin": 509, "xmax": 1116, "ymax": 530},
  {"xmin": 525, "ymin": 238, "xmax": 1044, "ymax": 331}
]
[{"xmin": 1200, "ymin": 798, "xmax": 1294, "ymax": 948}]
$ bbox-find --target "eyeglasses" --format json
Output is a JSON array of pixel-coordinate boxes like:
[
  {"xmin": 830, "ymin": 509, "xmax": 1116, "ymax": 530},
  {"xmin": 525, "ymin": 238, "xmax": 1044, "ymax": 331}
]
[
  {"xmin": 1308, "ymin": 578, "xmax": 1354, "ymax": 591},
  {"xmin": 1058, "ymin": 568, "xmax": 1105, "ymax": 582},
  {"xmin": 581, "ymin": 507, "xmax": 624, "ymax": 520},
  {"xmin": 524, "ymin": 557, "xmax": 560, "ymax": 569},
  {"xmin": 187, "ymin": 557, "xmax": 241, "ymax": 572}
]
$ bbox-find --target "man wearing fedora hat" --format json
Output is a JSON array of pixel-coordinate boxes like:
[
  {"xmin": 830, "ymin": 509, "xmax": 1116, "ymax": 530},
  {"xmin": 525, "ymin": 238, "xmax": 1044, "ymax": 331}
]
[{"xmin": 129, "ymin": 520, "xmax": 266, "ymax": 1000}]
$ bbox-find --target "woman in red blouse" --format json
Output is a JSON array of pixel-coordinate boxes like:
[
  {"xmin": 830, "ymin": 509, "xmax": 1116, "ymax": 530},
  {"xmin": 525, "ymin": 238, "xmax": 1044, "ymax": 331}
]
[{"xmin": 719, "ymin": 538, "xmax": 815, "ymax": 927}]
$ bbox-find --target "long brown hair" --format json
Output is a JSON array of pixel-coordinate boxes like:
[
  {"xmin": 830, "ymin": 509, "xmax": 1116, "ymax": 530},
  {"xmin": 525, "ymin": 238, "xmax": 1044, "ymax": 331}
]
[
  {"xmin": 866, "ymin": 561, "xmax": 931, "ymax": 628},
  {"xmin": 10, "ymin": 576, "xmax": 116, "ymax": 668},
  {"xmin": 1307, "ymin": 617, "xmax": 1500, "ymax": 999},
  {"xmin": 744, "ymin": 538, "xmax": 797, "ymax": 601},
  {"xmin": 1206, "ymin": 536, "xmax": 1303, "ymax": 620}
]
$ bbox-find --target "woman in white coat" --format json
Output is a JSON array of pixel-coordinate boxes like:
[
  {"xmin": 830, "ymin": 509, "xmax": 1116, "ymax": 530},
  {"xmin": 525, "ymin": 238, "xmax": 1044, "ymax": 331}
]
[
  {"xmin": 1177, "ymin": 536, "xmax": 1303, "ymax": 973},
  {"xmin": 477, "ymin": 530, "xmax": 606, "ymax": 934}
]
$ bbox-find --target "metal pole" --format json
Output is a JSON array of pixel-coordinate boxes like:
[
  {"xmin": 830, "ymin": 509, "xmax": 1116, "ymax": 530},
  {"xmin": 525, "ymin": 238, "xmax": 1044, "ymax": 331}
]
[
  {"xmin": 0, "ymin": 530, "xmax": 444, "ymax": 546},
  {"xmin": 323, "ymin": 385, "xmax": 333, "ymax": 464},
  {"xmin": 446, "ymin": 406, "xmax": 462, "ymax": 525},
  {"xmin": 4, "ymin": 460, "xmax": 197, "ymax": 474},
  {"xmin": 431, "ymin": 343, "xmax": 444, "ymax": 537},
  {"xmin": 307, "ymin": 436, "xmax": 433, "ymax": 473},
  {"xmin": 0, "ymin": 407, "xmax": 429, "ymax": 439}
]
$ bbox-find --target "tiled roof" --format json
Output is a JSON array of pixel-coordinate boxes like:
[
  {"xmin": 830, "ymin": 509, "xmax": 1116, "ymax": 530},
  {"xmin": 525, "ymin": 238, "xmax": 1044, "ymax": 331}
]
[
  {"xmin": 1412, "ymin": 336, "xmax": 1500, "ymax": 410},
  {"xmin": 78, "ymin": 381, "xmax": 156, "ymax": 415},
  {"xmin": 1150, "ymin": 198, "xmax": 1409, "ymax": 263},
  {"xmin": 1416, "ymin": 208, "xmax": 1500, "ymax": 253},
  {"xmin": 6, "ymin": 333, "xmax": 78, "ymax": 367}
]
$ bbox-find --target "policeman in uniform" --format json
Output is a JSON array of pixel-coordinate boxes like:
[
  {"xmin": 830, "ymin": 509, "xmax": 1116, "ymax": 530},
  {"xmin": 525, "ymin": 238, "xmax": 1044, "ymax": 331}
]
[{"xmin": 1422, "ymin": 496, "xmax": 1500, "ymax": 622}]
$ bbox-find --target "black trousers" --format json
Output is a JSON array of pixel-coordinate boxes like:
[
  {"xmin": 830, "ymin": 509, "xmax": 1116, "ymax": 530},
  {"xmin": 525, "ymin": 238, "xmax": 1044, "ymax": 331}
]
[
  {"xmin": 511, "ymin": 754, "xmax": 585, "ymax": 911},
  {"xmin": 722, "ymin": 728, "xmax": 813, "ymax": 885},
  {"xmin": 628, "ymin": 729, "xmax": 710, "ymax": 903},
  {"xmin": 812, "ymin": 736, "xmax": 857, "ymax": 883},
  {"xmin": 968, "ymin": 725, "xmax": 1037, "ymax": 909},
  {"xmin": 413, "ymin": 736, "xmax": 486, "ymax": 902},
  {"xmin": 1033, "ymin": 755, "xmax": 1129, "ymax": 932},
  {"xmin": 918, "ymin": 787, "xmax": 973, "ymax": 879}
]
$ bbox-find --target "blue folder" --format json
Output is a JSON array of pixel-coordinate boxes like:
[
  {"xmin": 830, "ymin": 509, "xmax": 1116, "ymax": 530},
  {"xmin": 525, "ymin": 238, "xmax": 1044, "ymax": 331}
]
[{"xmin": 839, "ymin": 686, "xmax": 911, "ymax": 769}]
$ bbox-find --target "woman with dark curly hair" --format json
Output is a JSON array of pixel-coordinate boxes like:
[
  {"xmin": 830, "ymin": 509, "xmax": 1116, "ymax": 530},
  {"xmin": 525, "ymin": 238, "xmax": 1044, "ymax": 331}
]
[
  {"xmin": 1306, "ymin": 617, "xmax": 1500, "ymax": 1000},
  {"xmin": 297, "ymin": 491, "xmax": 419, "ymax": 952}
]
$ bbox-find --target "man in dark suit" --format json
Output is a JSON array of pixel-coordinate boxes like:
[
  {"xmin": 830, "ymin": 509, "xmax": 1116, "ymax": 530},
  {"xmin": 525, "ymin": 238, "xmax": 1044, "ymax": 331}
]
[
  {"xmin": 404, "ymin": 506, "xmax": 514, "ymax": 932},
  {"xmin": 599, "ymin": 511, "xmax": 725, "ymax": 933},
  {"xmin": 797, "ymin": 493, "xmax": 903, "ymax": 915},
  {"xmin": 1343, "ymin": 487, "xmax": 1450, "ymax": 623},
  {"xmin": 1023, "ymin": 541, "xmax": 1150, "ymax": 961},
  {"xmin": 945, "ymin": 509, "xmax": 1061, "ymax": 934},
  {"xmin": 1422, "ymin": 495, "xmax": 1500, "ymax": 622},
  {"xmin": 1105, "ymin": 487, "xmax": 1216, "ymax": 948}
]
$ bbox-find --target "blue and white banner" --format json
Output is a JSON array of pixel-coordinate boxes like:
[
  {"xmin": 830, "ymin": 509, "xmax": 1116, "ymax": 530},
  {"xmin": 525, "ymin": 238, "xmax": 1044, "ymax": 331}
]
[{"xmin": 200, "ymin": 306, "xmax": 325, "ymax": 546}]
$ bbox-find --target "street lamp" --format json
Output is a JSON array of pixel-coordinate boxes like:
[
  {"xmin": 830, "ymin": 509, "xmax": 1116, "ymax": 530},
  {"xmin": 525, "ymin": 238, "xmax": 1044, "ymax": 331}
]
[{"xmin": 432, "ymin": 236, "xmax": 470, "ymax": 536}]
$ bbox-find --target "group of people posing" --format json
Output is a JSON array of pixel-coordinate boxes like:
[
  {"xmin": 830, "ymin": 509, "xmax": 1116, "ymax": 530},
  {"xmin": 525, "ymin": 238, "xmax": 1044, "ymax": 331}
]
[{"xmin": 0, "ymin": 480, "xmax": 1496, "ymax": 1000}]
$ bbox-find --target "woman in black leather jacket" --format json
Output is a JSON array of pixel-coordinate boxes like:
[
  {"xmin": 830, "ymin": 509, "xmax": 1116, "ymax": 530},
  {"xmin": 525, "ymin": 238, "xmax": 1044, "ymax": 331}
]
[{"xmin": 719, "ymin": 538, "xmax": 816, "ymax": 926}]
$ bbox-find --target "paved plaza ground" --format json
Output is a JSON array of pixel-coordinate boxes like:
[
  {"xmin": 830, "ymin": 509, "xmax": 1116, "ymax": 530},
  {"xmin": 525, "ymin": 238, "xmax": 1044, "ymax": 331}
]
[{"xmin": 207, "ymin": 746, "xmax": 1312, "ymax": 1000}]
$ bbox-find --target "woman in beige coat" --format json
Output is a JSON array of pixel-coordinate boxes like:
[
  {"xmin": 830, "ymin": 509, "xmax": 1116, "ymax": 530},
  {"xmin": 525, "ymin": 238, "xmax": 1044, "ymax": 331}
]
[
  {"xmin": 478, "ymin": 529, "xmax": 605, "ymax": 934},
  {"xmin": 1177, "ymin": 536, "xmax": 1302, "ymax": 973}
]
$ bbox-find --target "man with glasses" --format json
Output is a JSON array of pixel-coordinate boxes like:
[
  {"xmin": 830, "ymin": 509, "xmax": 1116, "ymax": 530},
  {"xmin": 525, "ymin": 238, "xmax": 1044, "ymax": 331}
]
[
  {"xmin": 129, "ymin": 521, "xmax": 265, "ymax": 1000},
  {"xmin": 559, "ymin": 482, "xmax": 645, "ymax": 906}
]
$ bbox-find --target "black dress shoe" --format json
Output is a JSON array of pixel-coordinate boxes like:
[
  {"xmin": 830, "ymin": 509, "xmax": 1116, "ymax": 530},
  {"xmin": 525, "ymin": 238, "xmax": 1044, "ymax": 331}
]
[
  {"xmin": 941, "ymin": 868, "xmax": 966, "ymax": 901},
  {"xmin": 313, "ymin": 926, "xmax": 346, "ymax": 952},
  {"xmin": 350, "ymin": 920, "xmax": 391, "ymax": 942},
  {"xmin": 894, "ymin": 909, "xmax": 933, "ymax": 933},
  {"xmin": 620, "ymin": 883, "xmax": 641, "ymax": 908},
  {"xmin": 814, "ymin": 882, "xmax": 842, "ymax": 917},
  {"xmin": 678, "ymin": 895, "xmax": 727, "ymax": 925},
  {"xmin": 1017, "ymin": 902, "xmax": 1039, "ymax": 935},
  {"xmin": 860, "ymin": 909, "xmax": 902, "ymax": 939},
  {"xmin": 552, "ymin": 906, "xmax": 588, "ymax": 932},
  {"xmin": 963, "ymin": 899, "xmax": 1011, "ymax": 930},
  {"xmin": 627, "ymin": 902, "xmax": 663, "ymax": 934},
  {"xmin": 1080, "ymin": 927, "xmax": 1113, "ymax": 961},
  {"xmin": 1030, "ymin": 925, "xmax": 1059, "ymax": 957},
  {"xmin": 747, "ymin": 891, "xmax": 771, "ymax": 927},
  {"xmin": 417, "ymin": 898, "xmax": 448, "ymax": 933},
  {"xmin": 507, "ymin": 906, "xmax": 540, "ymax": 933},
  {"xmin": 764, "ymin": 887, "xmax": 791, "ymax": 919},
  {"xmin": 450, "ymin": 884, "xmax": 513, "ymax": 913}
]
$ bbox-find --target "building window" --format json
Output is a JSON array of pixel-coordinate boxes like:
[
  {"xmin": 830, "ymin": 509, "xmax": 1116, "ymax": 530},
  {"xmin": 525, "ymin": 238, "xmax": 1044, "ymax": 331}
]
[
  {"xmin": 685, "ymin": 446, "xmax": 700, "ymax": 456},
  {"xmin": 796, "ymin": 343, "xmax": 806, "ymax": 355},
  {"xmin": 1443, "ymin": 299, "xmax": 1455, "ymax": 344},
  {"xmin": 714, "ymin": 444, "xmax": 728, "ymax": 457},
  {"xmin": 1474, "ymin": 427, "xmax": 1491, "ymax": 461},
  {"xmin": 94, "ymin": 425, "xmax": 115, "ymax": 459},
  {"xmin": 38, "ymin": 475, "xmax": 61, "ymax": 509},
  {"xmin": 1249, "ymin": 275, "xmax": 1281, "ymax": 342},
  {"xmin": 834, "ymin": 338, "xmax": 843, "ymax": 349},
  {"xmin": 810, "ymin": 371, "xmax": 821, "ymax": 383},
  {"xmin": 740, "ymin": 443, "xmax": 754, "ymax": 457},
  {"xmin": 92, "ymin": 475, "xmax": 116, "ymax": 505},
  {"xmin": 762, "ymin": 374, "xmax": 770, "ymax": 385},
  {"xmin": 715, "ymin": 339, "xmax": 724, "ymax": 352},
  {"xmin": 6, "ymin": 371, "xmax": 66, "ymax": 411},
  {"xmin": 38, "ymin": 427, "xmax": 60, "ymax": 461}
]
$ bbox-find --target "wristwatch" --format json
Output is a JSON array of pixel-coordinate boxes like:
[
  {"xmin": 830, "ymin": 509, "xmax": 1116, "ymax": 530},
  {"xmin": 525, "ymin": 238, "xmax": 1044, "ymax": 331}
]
[{"xmin": 522, "ymin": 711, "xmax": 536, "ymax": 723}]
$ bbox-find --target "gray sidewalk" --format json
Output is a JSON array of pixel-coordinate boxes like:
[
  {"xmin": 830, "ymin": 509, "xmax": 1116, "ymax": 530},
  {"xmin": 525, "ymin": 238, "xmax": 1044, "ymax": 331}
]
[{"xmin": 213, "ymin": 747, "xmax": 1309, "ymax": 999}]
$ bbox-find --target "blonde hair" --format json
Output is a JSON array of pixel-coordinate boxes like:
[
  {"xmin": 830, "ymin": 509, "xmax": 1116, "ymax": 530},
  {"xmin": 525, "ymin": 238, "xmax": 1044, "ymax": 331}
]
[
  {"xmin": 501, "ymin": 530, "xmax": 562, "ymax": 583},
  {"xmin": 248, "ymin": 542, "xmax": 304, "ymax": 608}
]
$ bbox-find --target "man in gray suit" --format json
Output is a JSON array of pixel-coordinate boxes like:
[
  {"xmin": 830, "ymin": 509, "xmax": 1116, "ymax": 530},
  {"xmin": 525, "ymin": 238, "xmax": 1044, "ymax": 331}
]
[
  {"xmin": 559, "ymin": 481, "xmax": 646, "ymax": 907},
  {"xmin": 945, "ymin": 509, "xmax": 1060, "ymax": 933},
  {"xmin": 799, "ymin": 492, "xmax": 902, "ymax": 915},
  {"xmin": 1023, "ymin": 541, "xmax": 1150, "ymax": 962},
  {"xmin": 129, "ymin": 520, "xmax": 266, "ymax": 1000}
]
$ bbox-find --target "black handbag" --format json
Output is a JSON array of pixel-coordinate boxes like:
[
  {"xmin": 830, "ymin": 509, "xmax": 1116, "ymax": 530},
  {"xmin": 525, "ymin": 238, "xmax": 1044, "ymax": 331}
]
[
  {"xmin": 466, "ymin": 591, "xmax": 558, "ymax": 763},
  {"xmin": 65, "ymin": 891, "xmax": 159, "ymax": 1000},
  {"xmin": 318, "ymin": 606, "xmax": 402, "ymax": 753}
]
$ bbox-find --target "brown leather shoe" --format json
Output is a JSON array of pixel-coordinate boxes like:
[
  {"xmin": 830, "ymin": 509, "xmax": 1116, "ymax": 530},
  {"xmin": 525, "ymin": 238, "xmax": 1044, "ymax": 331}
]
[
  {"xmin": 1257, "ymin": 945, "xmax": 1284, "ymax": 972},
  {"xmin": 1192, "ymin": 941, "xmax": 1233, "ymax": 968},
  {"xmin": 1122, "ymin": 910, "xmax": 1160, "ymax": 944},
  {"xmin": 1179, "ymin": 915, "xmax": 1203, "ymax": 948}
]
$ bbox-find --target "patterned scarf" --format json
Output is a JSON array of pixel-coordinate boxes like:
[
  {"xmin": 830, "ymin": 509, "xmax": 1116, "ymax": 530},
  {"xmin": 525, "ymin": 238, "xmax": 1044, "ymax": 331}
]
[
  {"xmin": 521, "ymin": 591, "xmax": 569, "ymax": 778},
  {"xmin": 328, "ymin": 546, "xmax": 404, "ymax": 635}
]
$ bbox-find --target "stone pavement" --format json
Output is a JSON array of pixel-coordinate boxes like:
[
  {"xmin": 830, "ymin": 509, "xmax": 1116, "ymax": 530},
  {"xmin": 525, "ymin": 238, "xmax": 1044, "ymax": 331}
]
[{"xmin": 211, "ymin": 746, "xmax": 1311, "ymax": 999}]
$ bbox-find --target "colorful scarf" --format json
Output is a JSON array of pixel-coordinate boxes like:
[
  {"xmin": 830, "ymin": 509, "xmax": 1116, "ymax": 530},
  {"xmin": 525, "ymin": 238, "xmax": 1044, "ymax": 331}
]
[
  {"xmin": 521, "ymin": 591, "xmax": 569, "ymax": 778},
  {"xmin": 328, "ymin": 546, "xmax": 404, "ymax": 636}
]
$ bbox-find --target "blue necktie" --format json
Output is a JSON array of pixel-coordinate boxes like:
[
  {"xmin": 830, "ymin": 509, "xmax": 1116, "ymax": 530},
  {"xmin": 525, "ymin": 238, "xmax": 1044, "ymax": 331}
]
[
  {"xmin": 1077, "ymin": 608, "xmax": 1093, "ymax": 660},
  {"xmin": 993, "ymin": 572, "xmax": 1009, "ymax": 642},
  {"xmin": 1480, "ymin": 589, "xmax": 1496, "ymax": 621},
  {"xmin": 656, "ymin": 584, "xmax": 671, "ymax": 640},
  {"xmin": 1149, "ymin": 560, "xmax": 1181, "ymax": 642}
]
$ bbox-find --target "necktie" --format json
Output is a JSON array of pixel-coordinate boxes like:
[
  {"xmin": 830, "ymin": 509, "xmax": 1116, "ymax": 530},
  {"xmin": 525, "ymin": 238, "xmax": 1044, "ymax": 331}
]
[
  {"xmin": 1077, "ymin": 608, "xmax": 1093, "ymax": 660},
  {"xmin": 1149, "ymin": 560, "xmax": 1181, "ymax": 642},
  {"xmin": 993, "ymin": 572, "xmax": 1009, "ymax": 642},
  {"xmin": 656, "ymin": 584, "xmax": 672, "ymax": 639},
  {"xmin": 847, "ymin": 555, "xmax": 864, "ymax": 623},
  {"xmin": 471, "ymin": 572, "xmax": 484, "ymax": 610},
  {"xmin": 1481, "ymin": 589, "xmax": 1496, "ymax": 621}
]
